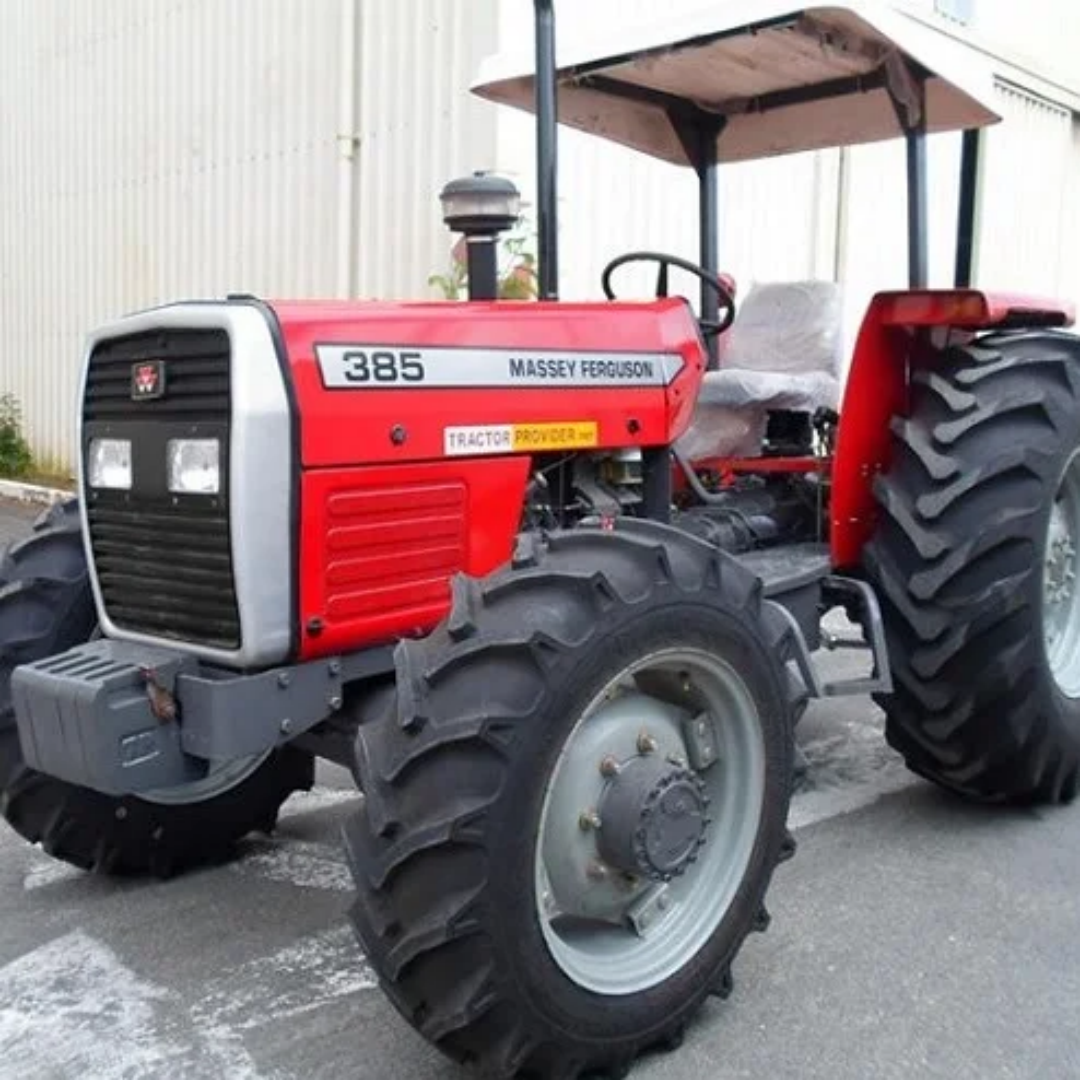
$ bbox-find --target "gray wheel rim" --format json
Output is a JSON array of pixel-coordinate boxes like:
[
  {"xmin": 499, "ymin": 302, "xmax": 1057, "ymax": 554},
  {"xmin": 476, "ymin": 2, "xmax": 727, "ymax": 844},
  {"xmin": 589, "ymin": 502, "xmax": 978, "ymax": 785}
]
[
  {"xmin": 1044, "ymin": 449, "xmax": 1080, "ymax": 698},
  {"xmin": 534, "ymin": 647, "xmax": 766, "ymax": 996}
]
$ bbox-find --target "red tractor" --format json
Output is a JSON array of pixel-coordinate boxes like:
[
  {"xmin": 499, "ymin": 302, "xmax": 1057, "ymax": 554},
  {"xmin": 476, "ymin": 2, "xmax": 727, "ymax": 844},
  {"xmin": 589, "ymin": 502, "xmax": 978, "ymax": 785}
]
[{"xmin": 2, "ymin": 2, "xmax": 1078, "ymax": 1077}]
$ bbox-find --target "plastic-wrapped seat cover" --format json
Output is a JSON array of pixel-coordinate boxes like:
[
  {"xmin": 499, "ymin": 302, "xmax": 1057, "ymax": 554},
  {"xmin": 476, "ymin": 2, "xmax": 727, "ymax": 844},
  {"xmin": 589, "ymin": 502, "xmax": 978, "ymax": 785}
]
[{"xmin": 678, "ymin": 280, "xmax": 843, "ymax": 460}]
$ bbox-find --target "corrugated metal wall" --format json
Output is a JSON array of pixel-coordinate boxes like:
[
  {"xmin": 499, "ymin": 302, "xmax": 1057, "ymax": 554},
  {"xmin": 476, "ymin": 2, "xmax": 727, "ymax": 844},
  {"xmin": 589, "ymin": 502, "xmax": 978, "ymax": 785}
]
[
  {"xmin": 0, "ymin": 0, "xmax": 495, "ymax": 471},
  {"xmin": 0, "ymin": 0, "xmax": 345, "ymax": 472},
  {"xmin": 3, "ymin": 0, "xmax": 1080, "ymax": 472},
  {"xmin": 976, "ymin": 82, "xmax": 1075, "ymax": 297},
  {"xmin": 352, "ymin": 0, "xmax": 498, "ymax": 299}
]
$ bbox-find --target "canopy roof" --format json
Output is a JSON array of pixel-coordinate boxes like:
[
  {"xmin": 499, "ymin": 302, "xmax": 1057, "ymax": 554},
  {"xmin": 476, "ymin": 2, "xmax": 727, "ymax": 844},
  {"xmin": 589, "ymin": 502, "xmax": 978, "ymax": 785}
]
[{"xmin": 473, "ymin": 1, "xmax": 1001, "ymax": 167}]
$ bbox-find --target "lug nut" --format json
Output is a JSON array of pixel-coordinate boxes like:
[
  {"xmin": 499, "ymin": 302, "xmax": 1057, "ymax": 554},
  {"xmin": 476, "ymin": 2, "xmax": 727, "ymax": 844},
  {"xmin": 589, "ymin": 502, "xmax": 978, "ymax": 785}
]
[
  {"xmin": 578, "ymin": 809, "xmax": 602, "ymax": 831},
  {"xmin": 599, "ymin": 755, "xmax": 621, "ymax": 778},
  {"xmin": 637, "ymin": 731, "xmax": 658, "ymax": 755},
  {"xmin": 587, "ymin": 860, "xmax": 609, "ymax": 882}
]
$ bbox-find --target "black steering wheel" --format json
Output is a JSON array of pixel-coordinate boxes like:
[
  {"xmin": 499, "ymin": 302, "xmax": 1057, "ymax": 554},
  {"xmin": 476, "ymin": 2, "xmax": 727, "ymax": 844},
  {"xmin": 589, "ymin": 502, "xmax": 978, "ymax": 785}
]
[{"xmin": 601, "ymin": 251, "xmax": 737, "ymax": 336}]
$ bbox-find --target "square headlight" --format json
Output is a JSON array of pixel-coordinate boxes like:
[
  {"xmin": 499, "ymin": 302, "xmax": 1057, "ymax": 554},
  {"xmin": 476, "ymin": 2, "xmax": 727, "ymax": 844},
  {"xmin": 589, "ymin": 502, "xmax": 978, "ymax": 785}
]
[
  {"xmin": 167, "ymin": 438, "xmax": 221, "ymax": 495},
  {"xmin": 87, "ymin": 438, "xmax": 132, "ymax": 490}
]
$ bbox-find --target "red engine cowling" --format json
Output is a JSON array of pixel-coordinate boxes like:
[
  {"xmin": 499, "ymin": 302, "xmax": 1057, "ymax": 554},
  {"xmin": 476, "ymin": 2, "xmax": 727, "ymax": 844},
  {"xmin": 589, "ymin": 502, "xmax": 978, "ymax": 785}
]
[{"xmin": 271, "ymin": 298, "xmax": 708, "ymax": 659}]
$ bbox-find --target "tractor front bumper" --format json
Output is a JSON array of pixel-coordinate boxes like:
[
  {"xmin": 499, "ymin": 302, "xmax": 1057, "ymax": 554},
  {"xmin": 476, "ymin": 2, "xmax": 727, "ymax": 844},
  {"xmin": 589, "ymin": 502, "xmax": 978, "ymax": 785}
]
[{"xmin": 10, "ymin": 639, "xmax": 390, "ymax": 796}]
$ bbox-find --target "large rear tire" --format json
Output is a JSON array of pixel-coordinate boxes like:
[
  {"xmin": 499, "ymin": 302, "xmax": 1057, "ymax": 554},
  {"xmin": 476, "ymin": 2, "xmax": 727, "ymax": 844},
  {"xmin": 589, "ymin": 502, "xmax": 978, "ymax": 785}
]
[
  {"xmin": 862, "ymin": 331, "xmax": 1080, "ymax": 803},
  {"xmin": 344, "ymin": 520, "xmax": 797, "ymax": 1079},
  {"xmin": 0, "ymin": 500, "xmax": 314, "ymax": 876}
]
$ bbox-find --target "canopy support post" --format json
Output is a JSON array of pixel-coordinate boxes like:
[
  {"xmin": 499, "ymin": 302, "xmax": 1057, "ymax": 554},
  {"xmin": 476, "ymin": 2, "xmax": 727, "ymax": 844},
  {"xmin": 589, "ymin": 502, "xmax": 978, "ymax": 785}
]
[
  {"xmin": 885, "ymin": 54, "xmax": 929, "ymax": 290},
  {"xmin": 954, "ymin": 127, "xmax": 984, "ymax": 288},
  {"xmin": 697, "ymin": 127, "xmax": 722, "ymax": 368},
  {"xmin": 533, "ymin": 0, "xmax": 559, "ymax": 300},
  {"xmin": 905, "ymin": 128, "xmax": 929, "ymax": 289},
  {"xmin": 670, "ymin": 111, "xmax": 728, "ymax": 369}
]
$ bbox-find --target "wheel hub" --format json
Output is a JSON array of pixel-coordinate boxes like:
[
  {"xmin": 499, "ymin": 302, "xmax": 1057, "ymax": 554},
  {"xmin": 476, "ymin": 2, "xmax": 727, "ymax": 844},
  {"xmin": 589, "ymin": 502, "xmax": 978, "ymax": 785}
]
[
  {"xmin": 534, "ymin": 650, "xmax": 768, "ymax": 996},
  {"xmin": 596, "ymin": 756, "xmax": 709, "ymax": 880}
]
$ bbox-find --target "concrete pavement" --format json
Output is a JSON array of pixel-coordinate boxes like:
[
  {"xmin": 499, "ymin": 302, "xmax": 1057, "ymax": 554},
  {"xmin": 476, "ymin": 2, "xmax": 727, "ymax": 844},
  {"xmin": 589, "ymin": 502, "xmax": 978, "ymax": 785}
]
[{"xmin": 1, "ymin": 498, "xmax": 1078, "ymax": 1080}]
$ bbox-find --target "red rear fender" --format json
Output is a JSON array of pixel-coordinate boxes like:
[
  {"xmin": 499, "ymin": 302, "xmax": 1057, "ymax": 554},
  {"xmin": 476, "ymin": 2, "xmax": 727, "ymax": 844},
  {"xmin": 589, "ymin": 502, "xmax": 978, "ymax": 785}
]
[{"xmin": 831, "ymin": 289, "xmax": 1076, "ymax": 568}]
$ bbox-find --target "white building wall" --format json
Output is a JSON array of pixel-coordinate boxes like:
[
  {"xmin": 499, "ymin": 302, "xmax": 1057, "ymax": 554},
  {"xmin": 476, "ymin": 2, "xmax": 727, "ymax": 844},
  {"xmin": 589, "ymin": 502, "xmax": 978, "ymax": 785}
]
[
  {"xmin": 969, "ymin": 0, "xmax": 1080, "ymax": 80},
  {"xmin": 352, "ymin": 0, "xmax": 499, "ymax": 299},
  {"xmin": 0, "ymin": 0, "xmax": 346, "ymax": 472},
  {"xmin": 976, "ymin": 82, "xmax": 1075, "ymax": 297},
  {"xmin": 2, "ymin": 0, "xmax": 1080, "ymax": 472},
  {"xmin": 0, "ymin": 0, "xmax": 496, "ymax": 472},
  {"xmin": 1066, "ymin": 118, "xmax": 1080, "ymax": 311},
  {"xmin": 836, "ymin": 132, "xmax": 964, "ymax": 352}
]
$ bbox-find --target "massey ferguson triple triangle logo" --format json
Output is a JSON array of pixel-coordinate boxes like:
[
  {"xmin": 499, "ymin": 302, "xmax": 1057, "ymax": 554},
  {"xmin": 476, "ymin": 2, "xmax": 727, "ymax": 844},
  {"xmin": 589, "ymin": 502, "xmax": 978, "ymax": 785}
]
[{"xmin": 130, "ymin": 359, "xmax": 166, "ymax": 401}]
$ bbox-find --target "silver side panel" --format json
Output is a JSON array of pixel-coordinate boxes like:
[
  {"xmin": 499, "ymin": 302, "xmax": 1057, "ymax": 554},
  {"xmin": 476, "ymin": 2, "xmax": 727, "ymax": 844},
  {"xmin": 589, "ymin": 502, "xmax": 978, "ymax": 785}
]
[{"xmin": 77, "ymin": 302, "xmax": 293, "ymax": 669}]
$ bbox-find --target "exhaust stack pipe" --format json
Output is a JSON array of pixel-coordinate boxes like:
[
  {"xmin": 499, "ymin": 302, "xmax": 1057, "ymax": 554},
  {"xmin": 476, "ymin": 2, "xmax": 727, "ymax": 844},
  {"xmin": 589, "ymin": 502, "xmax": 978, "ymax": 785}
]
[{"xmin": 534, "ymin": 0, "xmax": 559, "ymax": 300}]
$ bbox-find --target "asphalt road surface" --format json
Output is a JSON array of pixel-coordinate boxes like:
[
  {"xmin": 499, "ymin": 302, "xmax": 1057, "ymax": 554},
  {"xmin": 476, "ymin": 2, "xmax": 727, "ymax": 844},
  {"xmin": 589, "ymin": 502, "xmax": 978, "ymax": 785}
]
[{"xmin": 2, "ymin": 498, "xmax": 1078, "ymax": 1080}]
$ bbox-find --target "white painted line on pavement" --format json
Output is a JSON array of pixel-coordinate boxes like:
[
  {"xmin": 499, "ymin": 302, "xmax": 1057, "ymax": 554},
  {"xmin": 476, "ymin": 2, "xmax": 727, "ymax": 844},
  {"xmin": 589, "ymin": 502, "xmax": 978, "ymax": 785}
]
[
  {"xmin": 197, "ymin": 925, "xmax": 377, "ymax": 1032},
  {"xmin": 230, "ymin": 837, "xmax": 354, "ymax": 892},
  {"xmin": 22, "ymin": 852, "xmax": 84, "ymax": 891},
  {"xmin": 278, "ymin": 785, "xmax": 360, "ymax": 819},
  {"xmin": 0, "ymin": 930, "xmax": 267, "ymax": 1079},
  {"xmin": 0, "ymin": 926, "xmax": 377, "ymax": 1073}
]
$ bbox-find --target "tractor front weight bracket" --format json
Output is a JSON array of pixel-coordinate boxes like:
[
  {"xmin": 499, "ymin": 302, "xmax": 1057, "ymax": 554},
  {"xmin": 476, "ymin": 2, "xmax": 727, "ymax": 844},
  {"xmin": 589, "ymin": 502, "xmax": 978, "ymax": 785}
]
[{"xmin": 10, "ymin": 638, "xmax": 394, "ymax": 797}]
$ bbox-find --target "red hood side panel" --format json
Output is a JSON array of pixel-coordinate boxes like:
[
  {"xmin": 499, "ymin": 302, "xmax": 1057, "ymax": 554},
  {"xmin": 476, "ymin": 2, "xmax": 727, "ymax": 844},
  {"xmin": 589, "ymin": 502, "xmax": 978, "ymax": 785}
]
[{"xmin": 269, "ymin": 299, "xmax": 707, "ymax": 468}]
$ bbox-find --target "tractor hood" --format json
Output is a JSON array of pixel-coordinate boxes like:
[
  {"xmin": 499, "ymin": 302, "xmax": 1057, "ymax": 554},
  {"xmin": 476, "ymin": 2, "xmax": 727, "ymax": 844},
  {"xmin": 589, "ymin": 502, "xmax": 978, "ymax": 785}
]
[{"xmin": 473, "ymin": 0, "xmax": 1001, "ymax": 166}]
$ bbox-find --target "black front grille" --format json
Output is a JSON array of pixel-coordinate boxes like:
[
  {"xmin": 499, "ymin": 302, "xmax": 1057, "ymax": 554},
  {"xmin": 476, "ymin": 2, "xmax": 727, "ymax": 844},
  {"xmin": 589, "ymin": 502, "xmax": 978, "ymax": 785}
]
[
  {"xmin": 83, "ymin": 328, "xmax": 240, "ymax": 650},
  {"xmin": 84, "ymin": 329, "xmax": 230, "ymax": 423},
  {"xmin": 86, "ymin": 501, "xmax": 241, "ymax": 649}
]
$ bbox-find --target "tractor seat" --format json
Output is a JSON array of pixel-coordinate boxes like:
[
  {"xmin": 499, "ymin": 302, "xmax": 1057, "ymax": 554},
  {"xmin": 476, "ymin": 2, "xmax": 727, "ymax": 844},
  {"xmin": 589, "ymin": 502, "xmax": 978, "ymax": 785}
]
[{"xmin": 679, "ymin": 280, "xmax": 843, "ymax": 460}]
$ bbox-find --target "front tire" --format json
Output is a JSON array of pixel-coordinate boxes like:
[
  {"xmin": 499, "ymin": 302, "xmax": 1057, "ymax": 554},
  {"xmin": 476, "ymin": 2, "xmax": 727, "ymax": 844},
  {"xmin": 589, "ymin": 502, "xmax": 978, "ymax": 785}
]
[
  {"xmin": 862, "ymin": 331, "xmax": 1080, "ymax": 803},
  {"xmin": 344, "ymin": 521, "xmax": 797, "ymax": 1079},
  {"xmin": 0, "ymin": 500, "xmax": 314, "ymax": 876}
]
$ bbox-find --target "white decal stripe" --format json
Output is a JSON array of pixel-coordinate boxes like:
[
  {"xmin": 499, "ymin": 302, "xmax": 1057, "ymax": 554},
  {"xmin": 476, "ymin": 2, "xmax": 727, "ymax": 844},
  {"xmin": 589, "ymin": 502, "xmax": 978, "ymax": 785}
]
[
  {"xmin": 444, "ymin": 425, "xmax": 513, "ymax": 456},
  {"xmin": 315, "ymin": 344, "xmax": 685, "ymax": 388}
]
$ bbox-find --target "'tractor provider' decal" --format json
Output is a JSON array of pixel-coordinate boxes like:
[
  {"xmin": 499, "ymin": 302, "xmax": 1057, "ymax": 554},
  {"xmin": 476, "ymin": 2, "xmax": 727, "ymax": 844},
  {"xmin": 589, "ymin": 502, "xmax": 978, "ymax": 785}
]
[
  {"xmin": 315, "ymin": 345, "xmax": 684, "ymax": 388},
  {"xmin": 445, "ymin": 422, "xmax": 599, "ymax": 456}
]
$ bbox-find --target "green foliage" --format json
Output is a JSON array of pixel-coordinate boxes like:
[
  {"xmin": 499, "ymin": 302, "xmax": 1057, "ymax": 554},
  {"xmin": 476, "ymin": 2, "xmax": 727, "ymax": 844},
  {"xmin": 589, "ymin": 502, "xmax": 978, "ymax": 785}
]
[
  {"xmin": 429, "ymin": 222, "xmax": 539, "ymax": 301},
  {"xmin": 0, "ymin": 393, "xmax": 33, "ymax": 478}
]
